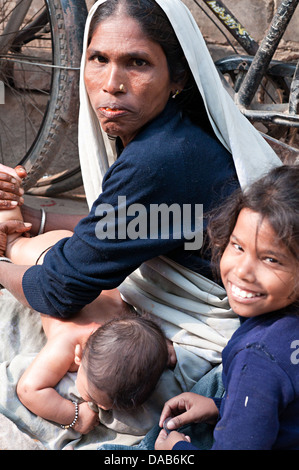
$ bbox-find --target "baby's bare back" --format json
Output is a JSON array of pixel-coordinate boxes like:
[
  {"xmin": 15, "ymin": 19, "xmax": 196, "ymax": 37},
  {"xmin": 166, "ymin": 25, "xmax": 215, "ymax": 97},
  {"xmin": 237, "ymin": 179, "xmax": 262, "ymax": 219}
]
[{"xmin": 41, "ymin": 288, "xmax": 133, "ymax": 346}]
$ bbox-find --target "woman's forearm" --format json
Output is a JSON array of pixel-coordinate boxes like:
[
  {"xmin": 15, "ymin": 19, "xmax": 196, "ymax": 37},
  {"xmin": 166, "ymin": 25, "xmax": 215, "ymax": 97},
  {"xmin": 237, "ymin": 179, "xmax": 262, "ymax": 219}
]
[
  {"xmin": 21, "ymin": 204, "xmax": 86, "ymax": 235},
  {"xmin": 0, "ymin": 263, "xmax": 31, "ymax": 308}
]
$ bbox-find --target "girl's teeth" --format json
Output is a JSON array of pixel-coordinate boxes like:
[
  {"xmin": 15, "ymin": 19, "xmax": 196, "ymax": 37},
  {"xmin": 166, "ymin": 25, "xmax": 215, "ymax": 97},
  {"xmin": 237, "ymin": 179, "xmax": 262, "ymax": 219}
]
[{"xmin": 232, "ymin": 284, "xmax": 261, "ymax": 299}]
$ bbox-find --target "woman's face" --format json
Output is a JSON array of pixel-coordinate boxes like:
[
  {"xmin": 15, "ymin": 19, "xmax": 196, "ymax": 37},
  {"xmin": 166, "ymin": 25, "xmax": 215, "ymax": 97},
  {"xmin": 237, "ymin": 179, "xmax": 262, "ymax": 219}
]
[{"xmin": 84, "ymin": 13, "xmax": 176, "ymax": 146}]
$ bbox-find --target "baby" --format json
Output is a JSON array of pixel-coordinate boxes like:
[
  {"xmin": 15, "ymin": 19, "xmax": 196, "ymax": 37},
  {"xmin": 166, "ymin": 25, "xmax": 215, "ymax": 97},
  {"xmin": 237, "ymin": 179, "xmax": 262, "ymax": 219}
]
[
  {"xmin": 0, "ymin": 167, "xmax": 169, "ymax": 433},
  {"xmin": 17, "ymin": 311, "xmax": 168, "ymax": 433}
]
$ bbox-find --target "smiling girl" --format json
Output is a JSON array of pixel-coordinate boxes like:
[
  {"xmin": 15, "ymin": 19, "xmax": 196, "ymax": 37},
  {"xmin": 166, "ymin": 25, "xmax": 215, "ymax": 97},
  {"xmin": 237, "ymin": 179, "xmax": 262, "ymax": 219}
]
[{"xmin": 155, "ymin": 165, "xmax": 299, "ymax": 450}]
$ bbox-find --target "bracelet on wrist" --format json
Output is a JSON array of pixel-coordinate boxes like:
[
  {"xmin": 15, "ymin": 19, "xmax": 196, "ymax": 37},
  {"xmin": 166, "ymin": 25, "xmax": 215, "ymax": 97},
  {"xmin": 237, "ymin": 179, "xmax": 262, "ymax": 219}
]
[
  {"xmin": 0, "ymin": 257, "xmax": 12, "ymax": 290},
  {"xmin": 60, "ymin": 401, "xmax": 79, "ymax": 430},
  {"xmin": 37, "ymin": 208, "xmax": 46, "ymax": 235}
]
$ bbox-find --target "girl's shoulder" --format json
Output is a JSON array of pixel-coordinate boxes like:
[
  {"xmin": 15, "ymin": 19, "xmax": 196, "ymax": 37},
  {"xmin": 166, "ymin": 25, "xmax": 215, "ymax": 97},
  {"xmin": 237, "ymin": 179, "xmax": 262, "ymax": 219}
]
[{"xmin": 229, "ymin": 311, "xmax": 299, "ymax": 374}]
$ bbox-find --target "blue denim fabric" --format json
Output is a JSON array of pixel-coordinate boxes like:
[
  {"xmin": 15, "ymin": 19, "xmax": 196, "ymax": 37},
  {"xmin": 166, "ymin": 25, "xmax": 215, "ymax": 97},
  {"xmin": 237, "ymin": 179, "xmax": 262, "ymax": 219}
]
[{"xmin": 98, "ymin": 365, "xmax": 224, "ymax": 451}]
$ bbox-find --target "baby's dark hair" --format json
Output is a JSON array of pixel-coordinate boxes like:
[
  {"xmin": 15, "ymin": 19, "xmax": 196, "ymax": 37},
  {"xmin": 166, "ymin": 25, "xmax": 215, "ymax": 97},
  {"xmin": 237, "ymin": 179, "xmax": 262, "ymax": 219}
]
[
  {"xmin": 208, "ymin": 165, "xmax": 299, "ymax": 282},
  {"xmin": 81, "ymin": 314, "xmax": 168, "ymax": 410}
]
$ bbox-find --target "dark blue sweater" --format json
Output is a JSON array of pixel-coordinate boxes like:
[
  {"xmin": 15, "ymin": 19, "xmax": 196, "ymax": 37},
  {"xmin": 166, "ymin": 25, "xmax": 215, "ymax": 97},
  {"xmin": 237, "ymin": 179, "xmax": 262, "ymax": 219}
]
[
  {"xmin": 22, "ymin": 100, "xmax": 238, "ymax": 317},
  {"xmin": 174, "ymin": 309, "xmax": 299, "ymax": 450}
]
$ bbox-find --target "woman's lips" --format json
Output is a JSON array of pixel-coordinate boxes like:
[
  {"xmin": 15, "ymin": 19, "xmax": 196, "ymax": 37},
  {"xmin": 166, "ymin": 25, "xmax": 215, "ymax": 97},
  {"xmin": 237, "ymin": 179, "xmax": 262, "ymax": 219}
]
[{"xmin": 98, "ymin": 106, "xmax": 129, "ymax": 118}]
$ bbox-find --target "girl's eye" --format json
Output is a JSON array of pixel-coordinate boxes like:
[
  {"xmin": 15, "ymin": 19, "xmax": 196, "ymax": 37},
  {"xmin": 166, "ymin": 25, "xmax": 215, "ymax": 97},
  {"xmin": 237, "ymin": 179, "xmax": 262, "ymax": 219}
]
[
  {"xmin": 232, "ymin": 242, "xmax": 243, "ymax": 252},
  {"xmin": 264, "ymin": 257, "xmax": 279, "ymax": 264}
]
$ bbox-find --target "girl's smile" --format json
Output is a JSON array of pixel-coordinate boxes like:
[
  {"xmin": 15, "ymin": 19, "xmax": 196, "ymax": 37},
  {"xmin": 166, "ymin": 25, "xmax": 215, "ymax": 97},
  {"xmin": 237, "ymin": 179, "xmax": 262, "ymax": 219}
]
[{"xmin": 220, "ymin": 208, "xmax": 298, "ymax": 318}]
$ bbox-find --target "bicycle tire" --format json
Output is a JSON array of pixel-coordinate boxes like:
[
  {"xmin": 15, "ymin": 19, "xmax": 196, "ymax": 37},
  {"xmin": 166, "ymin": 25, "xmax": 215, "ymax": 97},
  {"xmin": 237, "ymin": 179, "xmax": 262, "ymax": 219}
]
[
  {"xmin": 216, "ymin": 55, "xmax": 299, "ymax": 153},
  {"xmin": 0, "ymin": 0, "xmax": 87, "ymax": 191},
  {"xmin": 27, "ymin": 165, "xmax": 82, "ymax": 195}
]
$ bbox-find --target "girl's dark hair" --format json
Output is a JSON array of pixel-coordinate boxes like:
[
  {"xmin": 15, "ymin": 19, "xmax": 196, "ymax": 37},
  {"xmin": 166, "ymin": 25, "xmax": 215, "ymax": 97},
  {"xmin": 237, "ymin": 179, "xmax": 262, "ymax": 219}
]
[
  {"xmin": 208, "ymin": 165, "xmax": 299, "ymax": 283},
  {"xmin": 82, "ymin": 314, "xmax": 168, "ymax": 410},
  {"xmin": 88, "ymin": 0, "xmax": 212, "ymax": 130}
]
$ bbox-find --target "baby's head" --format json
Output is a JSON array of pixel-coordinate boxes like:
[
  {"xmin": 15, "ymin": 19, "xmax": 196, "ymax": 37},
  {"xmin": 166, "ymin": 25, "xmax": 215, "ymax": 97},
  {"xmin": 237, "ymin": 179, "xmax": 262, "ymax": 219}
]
[
  {"xmin": 76, "ymin": 315, "xmax": 168, "ymax": 410},
  {"xmin": 208, "ymin": 165, "xmax": 299, "ymax": 317}
]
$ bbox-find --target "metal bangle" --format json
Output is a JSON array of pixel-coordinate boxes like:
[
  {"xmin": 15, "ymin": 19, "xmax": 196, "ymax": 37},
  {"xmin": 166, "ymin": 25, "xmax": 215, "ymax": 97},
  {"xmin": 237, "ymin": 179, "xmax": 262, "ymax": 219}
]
[
  {"xmin": 60, "ymin": 401, "xmax": 79, "ymax": 430},
  {"xmin": 0, "ymin": 256, "xmax": 13, "ymax": 290},
  {"xmin": 0, "ymin": 257, "xmax": 12, "ymax": 263},
  {"xmin": 37, "ymin": 208, "xmax": 46, "ymax": 235}
]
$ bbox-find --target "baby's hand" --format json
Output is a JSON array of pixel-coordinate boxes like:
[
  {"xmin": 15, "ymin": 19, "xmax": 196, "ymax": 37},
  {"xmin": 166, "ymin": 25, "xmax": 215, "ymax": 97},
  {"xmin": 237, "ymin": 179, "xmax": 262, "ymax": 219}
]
[
  {"xmin": 73, "ymin": 402, "xmax": 99, "ymax": 434},
  {"xmin": 155, "ymin": 429, "xmax": 191, "ymax": 450}
]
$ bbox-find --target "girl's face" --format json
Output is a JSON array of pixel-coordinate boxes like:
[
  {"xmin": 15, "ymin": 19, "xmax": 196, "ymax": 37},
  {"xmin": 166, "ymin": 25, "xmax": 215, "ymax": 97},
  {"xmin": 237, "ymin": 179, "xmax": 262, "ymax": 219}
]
[
  {"xmin": 84, "ymin": 14, "xmax": 177, "ymax": 147},
  {"xmin": 220, "ymin": 208, "xmax": 298, "ymax": 318}
]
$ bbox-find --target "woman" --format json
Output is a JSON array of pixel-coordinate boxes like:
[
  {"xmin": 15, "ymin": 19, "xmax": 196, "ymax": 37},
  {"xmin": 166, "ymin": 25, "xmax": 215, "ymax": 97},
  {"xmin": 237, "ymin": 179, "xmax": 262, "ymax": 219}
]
[{"xmin": 0, "ymin": 0, "xmax": 281, "ymax": 437}]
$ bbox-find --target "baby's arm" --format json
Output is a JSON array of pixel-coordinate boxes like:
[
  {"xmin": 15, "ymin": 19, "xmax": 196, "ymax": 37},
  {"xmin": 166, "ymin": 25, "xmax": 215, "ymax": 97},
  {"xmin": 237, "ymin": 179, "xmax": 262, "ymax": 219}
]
[
  {"xmin": 16, "ymin": 335, "xmax": 99, "ymax": 433},
  {"xmin": 0, "ymin": 193, "xmax": 72, "ymax": 265},
  {"xmin": 6, "ymin": 227, "xmax": 73, "ymax": 265}
]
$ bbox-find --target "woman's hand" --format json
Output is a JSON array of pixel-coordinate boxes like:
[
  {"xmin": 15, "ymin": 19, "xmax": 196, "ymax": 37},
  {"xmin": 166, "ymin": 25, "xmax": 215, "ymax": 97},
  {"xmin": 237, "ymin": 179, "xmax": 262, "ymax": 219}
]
[
  {"xmin": 0, "ymin": 220, "xmax": 32, "ymax": 256},
  {"xmin": 0, "ymin": 164, "xmax": 26, "ymax": 209},
  {"xmin": 155, "ymin": 429, "xmax": 191, "ymax": 450},
  {"xmin": 158, "ymin": 392, "xmax": 219, "ymax": 431},
  {"xmin": 73, "ymin": 402, "xmax": 100, "ymax": 435}
]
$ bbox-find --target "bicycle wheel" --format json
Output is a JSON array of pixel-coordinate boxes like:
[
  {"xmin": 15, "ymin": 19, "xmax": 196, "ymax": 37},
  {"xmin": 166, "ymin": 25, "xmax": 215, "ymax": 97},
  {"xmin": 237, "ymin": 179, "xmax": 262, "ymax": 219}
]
[
  {"xmin": 0, "ymin": 0, "xmax": 87, "ymax": 192},
  {"xmin": 27, "ymin": 165, "xmax": 83, "ymax": 196},
  {"xmin": 216, "ymin": 55, "xmax": 299, "ymax": 155}
]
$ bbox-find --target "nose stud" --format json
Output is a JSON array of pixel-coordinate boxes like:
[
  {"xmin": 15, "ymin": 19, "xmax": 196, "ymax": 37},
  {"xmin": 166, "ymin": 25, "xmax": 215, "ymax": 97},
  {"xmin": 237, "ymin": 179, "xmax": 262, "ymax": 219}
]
[{"xmin": 119, "ymin": 83, "xmax": 125, "ymax": 92}]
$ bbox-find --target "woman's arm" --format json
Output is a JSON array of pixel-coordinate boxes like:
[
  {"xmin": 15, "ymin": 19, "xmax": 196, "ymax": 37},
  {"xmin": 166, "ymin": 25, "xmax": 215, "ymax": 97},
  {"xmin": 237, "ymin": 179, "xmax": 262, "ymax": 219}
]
[
  {"xmin": 0, "ymin": 164, "xmax": 24, "ymax": 209},
  {"xmin": 21, "ymin": 205, "xmax": 86, "ymax": 235},
  {"xmin": 0, "ymin": 262, "xmax": 32, "ymax": 307}
]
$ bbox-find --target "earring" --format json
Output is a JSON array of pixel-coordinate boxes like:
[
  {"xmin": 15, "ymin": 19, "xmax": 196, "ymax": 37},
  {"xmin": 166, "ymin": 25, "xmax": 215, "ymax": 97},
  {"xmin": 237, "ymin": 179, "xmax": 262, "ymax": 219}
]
[
  {"xmin": 119, "ymin": 83, "xmax": 125, "ymax": 92},
  {"xmin": 172, "ymin": 89, "xmax": 180, "ymax": 99}
]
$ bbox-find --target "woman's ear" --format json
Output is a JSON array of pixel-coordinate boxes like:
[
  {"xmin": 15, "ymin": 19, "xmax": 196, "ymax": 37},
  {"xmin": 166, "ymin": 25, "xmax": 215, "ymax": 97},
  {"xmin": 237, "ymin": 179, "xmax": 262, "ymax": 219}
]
[
  {"xmin": 171, "ymin": 68, "xmax": 189, "ymax": 97},
  {"xmin": 74, "ymin": 344, "xmax": 83, "ymax": 366}
]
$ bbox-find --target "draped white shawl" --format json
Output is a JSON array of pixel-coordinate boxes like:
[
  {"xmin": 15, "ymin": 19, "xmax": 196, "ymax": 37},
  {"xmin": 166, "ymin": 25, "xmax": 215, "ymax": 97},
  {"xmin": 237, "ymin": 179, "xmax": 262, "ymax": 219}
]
[{"xmin": 78, "ymin": 0, "xmax": 281, "ymax": 389}]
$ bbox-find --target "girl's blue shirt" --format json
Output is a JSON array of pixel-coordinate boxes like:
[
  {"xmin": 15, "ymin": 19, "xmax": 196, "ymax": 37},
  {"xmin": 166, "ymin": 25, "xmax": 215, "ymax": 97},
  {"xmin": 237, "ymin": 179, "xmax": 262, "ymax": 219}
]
[{"xmin": 174, "ymin": 308, "xmax": 299, "ymax": 450}]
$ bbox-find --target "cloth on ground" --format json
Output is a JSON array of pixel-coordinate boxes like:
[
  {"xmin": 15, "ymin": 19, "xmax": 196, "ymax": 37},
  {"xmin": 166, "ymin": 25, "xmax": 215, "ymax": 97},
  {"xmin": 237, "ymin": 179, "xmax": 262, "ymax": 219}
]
[{"xmin": 0, "ymin": 290, "xmax": 186, "ymax": 450}]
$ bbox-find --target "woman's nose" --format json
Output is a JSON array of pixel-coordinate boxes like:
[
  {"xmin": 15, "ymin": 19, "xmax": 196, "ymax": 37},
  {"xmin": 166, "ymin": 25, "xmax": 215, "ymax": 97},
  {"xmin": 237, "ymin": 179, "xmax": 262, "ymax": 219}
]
[{"xmin": 103, "ymin": 65, "xmax": 124, "ymax": 94}]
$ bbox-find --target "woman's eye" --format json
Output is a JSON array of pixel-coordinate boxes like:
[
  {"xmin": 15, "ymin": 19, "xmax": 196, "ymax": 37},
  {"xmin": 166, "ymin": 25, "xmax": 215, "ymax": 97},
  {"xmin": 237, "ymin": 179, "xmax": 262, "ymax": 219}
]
[
  {"xmin": 88, "ymin": 54, "xmax": 107, "ymax": 64},
  {"xmin": 95, "ymin": 55, "xmax": 107, "ymax": 63},
  {"xmin": 131, "ymin": 58, "xmax": 147, "ymax": 67}
]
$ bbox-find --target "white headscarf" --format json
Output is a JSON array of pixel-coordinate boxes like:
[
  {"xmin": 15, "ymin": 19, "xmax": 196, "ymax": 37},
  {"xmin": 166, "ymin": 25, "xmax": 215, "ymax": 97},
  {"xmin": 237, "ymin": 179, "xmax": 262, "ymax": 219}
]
[
  {"xmin": 79, "ymin": 0, "xmax": 281, "ymax": 209},
  {"xmin": 78, "ymin": 0, "xmax": 282, "ymax": 390}
]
